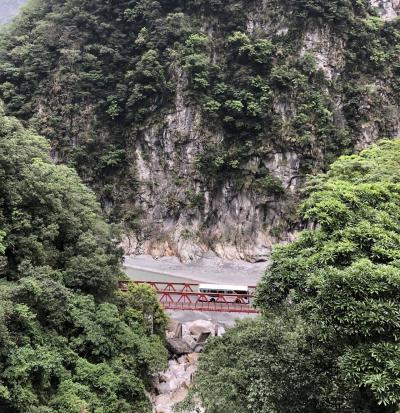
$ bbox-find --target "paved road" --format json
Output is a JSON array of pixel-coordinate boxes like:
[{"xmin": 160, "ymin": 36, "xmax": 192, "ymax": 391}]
[{"xmin": 123, "ymin": 265, "xmax": 199, "ymax": 285}]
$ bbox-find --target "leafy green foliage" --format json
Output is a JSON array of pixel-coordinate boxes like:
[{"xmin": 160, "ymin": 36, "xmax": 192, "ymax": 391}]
[
  {"xmin": 0, "ymin": 106, "xmax": 167, "ymax": 412},
  {"xmin": 193, "ymin": 140, "xmax": 400, "ymax": 412},
  {"xmin": 257, "ymin": 140, "xmax": 400, "ymax": 307},
  {"xmin": 183, "ymin": 312, "xmax": 363, "ymax": 413},
  {"xmin": 254, "ymin": 140, "xmax": 400, "ymax": 411}
]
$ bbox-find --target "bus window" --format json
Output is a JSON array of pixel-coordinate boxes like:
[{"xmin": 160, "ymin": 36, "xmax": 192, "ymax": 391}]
[{"xmin": 198, "ymin": 284, "xmax": 250, "ymax": 304}]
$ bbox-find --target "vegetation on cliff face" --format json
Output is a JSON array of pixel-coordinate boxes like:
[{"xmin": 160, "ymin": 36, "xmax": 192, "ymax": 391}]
[
  {"xmin": 189, "ymin": 140, "xmax": 400, "ymax": 413},
  {"xmin": 0, "ymin": 1, "xmax": 399, "ymax": 411},
  {"xmin": 0, "ymin": 105, "xmax": 167, "ymax": 412},
  {"xmin": 0, "ymin": 0, "xmax": 399, "ymax": 258}
]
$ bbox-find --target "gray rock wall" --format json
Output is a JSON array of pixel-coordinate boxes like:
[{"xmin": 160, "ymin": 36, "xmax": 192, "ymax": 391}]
[{"xmin": 122, "ymin": 0, "xmax": 400, "ymax": 263}]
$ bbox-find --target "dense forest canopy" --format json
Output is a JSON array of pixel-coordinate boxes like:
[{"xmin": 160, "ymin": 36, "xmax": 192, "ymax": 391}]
[
  {"xmin": 0, "ymin": 104, "xmax": 168, "ymax": 412},
  {"xmin": 189, "ymin": 140, "xmax": 400, "ymax": 413}
]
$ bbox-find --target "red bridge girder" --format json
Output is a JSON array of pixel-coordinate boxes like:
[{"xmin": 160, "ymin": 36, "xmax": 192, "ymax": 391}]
[{"xmin": 118, "ymin": 280, "xmax": 259, "ymax": 314}]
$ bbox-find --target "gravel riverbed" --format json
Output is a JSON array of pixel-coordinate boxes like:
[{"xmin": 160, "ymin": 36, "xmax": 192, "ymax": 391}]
[{"xmin": 124, "ymin": 254, "xmax": 267, "ymax": 286}]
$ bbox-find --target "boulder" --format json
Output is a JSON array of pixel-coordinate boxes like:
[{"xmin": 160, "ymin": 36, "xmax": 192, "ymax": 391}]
[
  {"xmin": 154, "ymin": 394, "xmax": 173, "ymax": 413},
  {"xmin": 156, "ymin": 375, "xmax": 185, "ymax": 395},
  {"xmin": 181, "ymin": 323, "xmax": 191, "ymax": 337},
  {"xmin": 177, "ymin": 355, "xmax": 189, "ymax": 365},
  {"xmin": 187, "ymin": 320, "xmax": 215, "ymax": 337},
  {"xmin": 169, "ymin": 363, "xmax": 186, "ymax": 380},
  {"xmin": 168, "ymin": 359, "xmax": 179, "ymax": 369},
  {"xmin": 152, "ymin": 349, "xmax": 203, "ymax": 413},
  {"xmin": 182, "ymin": 334, "xmax": 196, "ymax": 349},
  {"xmin": 185, "ymin": 364, "xmax": 198, "ymax": 387},
  {"xmin": 166, "ymin": 338, "xmax": 192, "ymax": 356},
  {"xmin": 186, "ymin": 353, "xmax": 200, "ymax": 364}
]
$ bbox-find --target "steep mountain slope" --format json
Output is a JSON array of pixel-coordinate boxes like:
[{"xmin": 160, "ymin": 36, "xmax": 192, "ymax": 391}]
[
  {"xmin": 0, "ymin": 0, "xmax": 399, "ymax": 262},
  {"xmin": 0, "ymin": 0, "xmax": 27, "ymax": 24}
]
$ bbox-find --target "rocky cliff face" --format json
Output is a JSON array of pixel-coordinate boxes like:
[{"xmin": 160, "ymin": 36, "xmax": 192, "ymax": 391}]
[
  {"xmin": 122, "ymin": 0, "xmax": 400, "ymax": 262},
  {"xmin": 371, "ymin": 0, "xmax": 400, "ymax": 20},
  {"xmin": 123, "ymin": 64, "xmax": 300, "ymax": 262},
  {"xmin": 125, "ymin": 95, "xmax": 301, "ymax": 262},
  {"xmin": 1, "ymin": 0, "xmax": 400, "ymax": 263}
]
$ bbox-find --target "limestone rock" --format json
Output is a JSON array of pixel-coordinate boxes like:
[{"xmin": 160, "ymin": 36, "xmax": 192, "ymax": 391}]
[
  {"xmin": 152, "ymin": 321, "xmax": 219, "ymax": 412},
  {"xmin": 216, "ymin": 325, "xmax": 226, "ymax": 337},
  {"xmin": 182, "ymin": 334, "xmax": 196, "ymax": 350},
  {"xmin": 187, "ymin": 320, "xmax": 215, "ymax": 337},
  {"xmin": 166, "ymin": 338, "xmax": 192, "ymax": 356},
  {"xmin": 370, "ymin": 0, "xmax": 400, "ymax": 20}
]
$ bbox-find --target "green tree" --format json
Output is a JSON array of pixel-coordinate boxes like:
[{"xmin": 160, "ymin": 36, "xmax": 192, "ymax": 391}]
[
  {"xmin": 184, "ymin": 312, "xmax": 361, "ymax": 413},
  {"xmin": 192, "ymin": 140, "xmax": 400, "ymax": 412},
  {"xmin": 256, "ymin": 140, "xmax": 400, "ymax": 411},
  {"xmin": 0, "ymin": 105, "xmax": 167, "ymax": 412}
]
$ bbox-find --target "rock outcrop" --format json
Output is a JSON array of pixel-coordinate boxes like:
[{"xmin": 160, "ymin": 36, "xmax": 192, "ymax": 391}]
[
  {"xmin": 371, "ymin": 0, "xmax": 400, "ymax": 20},
  {"xmin": 152, "ymin": 354, "xmax": 203, "ymax": 413},
  {"xmin": 153, "ymin": 319, "xmax": 227, "ymax": 413},
  {"xmin": 2, "ymin": 0, "xmax": 399, "ymax": 264}
]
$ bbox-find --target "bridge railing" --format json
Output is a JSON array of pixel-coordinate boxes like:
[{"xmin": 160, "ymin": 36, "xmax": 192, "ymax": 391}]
[
  {"xmin": 118, "ymin": 280, "xmax": 200, "ymax": 293},
  {"xmin": 118, "ymin": 280, "xmax": 259, "ymax": 313}
]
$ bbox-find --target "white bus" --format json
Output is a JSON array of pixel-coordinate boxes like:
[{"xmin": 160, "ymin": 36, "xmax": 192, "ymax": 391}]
[{"xmin": 198, "ymin": 284, "xmax": 250, "ymax": 304}]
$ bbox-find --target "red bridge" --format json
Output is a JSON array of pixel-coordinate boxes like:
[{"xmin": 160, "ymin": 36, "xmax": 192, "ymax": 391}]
[{"xmin": 118, "ymin": 281, "xmax": 259, "ymax": 314}]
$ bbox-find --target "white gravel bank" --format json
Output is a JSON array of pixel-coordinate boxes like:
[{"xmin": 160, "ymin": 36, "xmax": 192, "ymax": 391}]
[{"xmin": 124, "ymin": 254, "xmax": 267, "ymax": 286}]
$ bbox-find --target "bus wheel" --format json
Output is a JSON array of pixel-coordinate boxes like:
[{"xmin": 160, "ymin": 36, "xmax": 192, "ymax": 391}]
[{"xmin": 210, "ymin": 298, "xmax": 216, "ymax": 303}]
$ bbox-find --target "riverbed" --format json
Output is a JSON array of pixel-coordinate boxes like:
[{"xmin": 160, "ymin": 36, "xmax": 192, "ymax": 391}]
[{"xmin": 123, "ymin": 254, "xmax": 267, "ymax": 286}]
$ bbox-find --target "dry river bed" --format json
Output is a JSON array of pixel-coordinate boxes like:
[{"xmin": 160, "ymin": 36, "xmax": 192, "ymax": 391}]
[{"xmin": 123, "ymin": 254, "xmax": 266, "ymax": 286}]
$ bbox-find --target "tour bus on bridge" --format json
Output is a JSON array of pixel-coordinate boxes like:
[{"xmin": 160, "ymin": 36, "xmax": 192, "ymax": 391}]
[{"xmin": 198, "ymin": 284, "xmax": 250, "ymax": 304}]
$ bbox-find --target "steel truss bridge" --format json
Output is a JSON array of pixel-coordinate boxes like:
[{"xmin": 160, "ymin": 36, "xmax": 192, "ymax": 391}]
[{"xmin": 118, "ymin": 280, "xmax": 259, "ymax": 314}]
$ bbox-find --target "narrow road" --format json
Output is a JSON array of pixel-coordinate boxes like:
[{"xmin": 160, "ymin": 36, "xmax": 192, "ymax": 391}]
[{"xmin": 123, "ymin": 265, "xmax": 198, "ymax": 285}]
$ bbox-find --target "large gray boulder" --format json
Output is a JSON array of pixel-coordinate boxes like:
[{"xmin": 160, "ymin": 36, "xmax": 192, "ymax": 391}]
[
  {"xmin": 187, "ymin": 320, "xmax": 215, "ymax": 337},
  {"xmin": 166, "ymin": 338, "xmax": 192, "ymax": 356}
]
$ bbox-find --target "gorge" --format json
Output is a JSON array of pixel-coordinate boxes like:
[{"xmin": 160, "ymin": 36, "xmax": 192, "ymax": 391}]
[
  {"xmin": 1, "ymin": 1, "xmax": 400, "ymax": 412},
  {"xmin": 1, "ymin": 0, "xmax": 400, "ymax": 262}
]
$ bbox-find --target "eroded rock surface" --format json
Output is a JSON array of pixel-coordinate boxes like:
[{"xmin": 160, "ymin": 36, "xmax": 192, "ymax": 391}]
[
  {"xmin": 152, "ymin": 319, "xmax": 227, "ymax": 413},
  {"xmin": 121, "ymin": 0, "xmax": 400, "ymax": 263}
]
